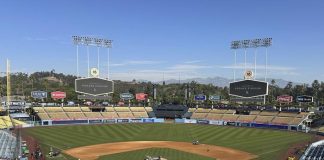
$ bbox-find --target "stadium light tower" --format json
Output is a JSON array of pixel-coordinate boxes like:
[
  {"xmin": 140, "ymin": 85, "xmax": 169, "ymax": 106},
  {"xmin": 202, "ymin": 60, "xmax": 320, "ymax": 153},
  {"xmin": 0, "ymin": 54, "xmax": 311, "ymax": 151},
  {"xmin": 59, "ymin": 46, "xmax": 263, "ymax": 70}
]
[
  {"xmin": 72, "ymin": 36, "xmax": 113, "ymax": 79},
  {"xmin": 230, "ymin": 38, "xmax": 272, "ymax": 82}
]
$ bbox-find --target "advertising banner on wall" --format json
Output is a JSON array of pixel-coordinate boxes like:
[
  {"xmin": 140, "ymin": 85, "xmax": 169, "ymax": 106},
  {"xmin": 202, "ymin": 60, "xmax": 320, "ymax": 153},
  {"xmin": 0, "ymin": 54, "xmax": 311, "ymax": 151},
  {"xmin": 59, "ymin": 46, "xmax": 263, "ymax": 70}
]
[
  {"xmin": 209, "ymin": 95, "xmax": 221, "ymax": 101},
  {"xmin": 120, "ymin": 93, "xmax": 134, "ymax": 100},
  {"xmin": 51, "ymin": 91, "xmax": 66, "ymax": 99},
  {"xmin": 297, "ymin": 95, "xmax": 313, "ymax": 103},
  {"xmin": 184, "ymin": 119, "xmax": 197, "ymax": 124},
  {"xmin": 197, "ymin": 120, "xmax": 209, "ymax": 124},
  {"xmin": 117, "ymin": 119, "xmax": 129, "ymax": 123},
  {"xmin": 31, "ymin": 91, "xmax": 47, "ymax": 99},
  {"xmin": 209, "ymin": 120, "xmax": 224, "ymax": 125},
  {"xmin": 194, "ymin": 94, "xmax": 207, "ymax": 101},
  {"xmin": 136, "ymin": 93, "xmax": 148, "ymax": 101},
  {"xmin": 277, "ymin": 95, "xmax": 293, "ymax": 103},
  {"xmin": 143, "ymin": 118, "xmax": 154, "ymax": 123}
]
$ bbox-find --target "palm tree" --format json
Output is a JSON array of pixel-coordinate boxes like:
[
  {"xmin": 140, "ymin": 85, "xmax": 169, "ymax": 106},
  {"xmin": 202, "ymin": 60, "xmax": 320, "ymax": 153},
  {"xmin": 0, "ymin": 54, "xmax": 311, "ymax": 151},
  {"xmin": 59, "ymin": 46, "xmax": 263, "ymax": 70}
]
[{"xmin": 312, "ymin": 80, "xmax": 320, "ymax": 106}]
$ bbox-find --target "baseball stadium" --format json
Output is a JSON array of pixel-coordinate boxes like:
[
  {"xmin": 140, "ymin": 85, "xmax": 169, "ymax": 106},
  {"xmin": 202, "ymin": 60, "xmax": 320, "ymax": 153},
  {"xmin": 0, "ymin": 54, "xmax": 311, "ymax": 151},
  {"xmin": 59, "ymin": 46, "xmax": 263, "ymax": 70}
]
[
  {"xmin": 0, "ymin": 36, "xmax": 324, "ymax": 160},
  {"xmin": 2, "ymin": 1, "xmax": 324, "ymax": 160}
]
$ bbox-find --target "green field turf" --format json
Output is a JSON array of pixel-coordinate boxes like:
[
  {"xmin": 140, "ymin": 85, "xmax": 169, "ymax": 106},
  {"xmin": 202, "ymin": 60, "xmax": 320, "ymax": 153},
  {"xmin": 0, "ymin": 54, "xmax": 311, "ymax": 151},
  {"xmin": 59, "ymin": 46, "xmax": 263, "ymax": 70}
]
[
  {"xmin": 24, "ymin": 123, "xmax": 312, "ymax": 160},
  {"xmin": 98, "ymin": 148, "xmax": 214, "ymax": 160}
]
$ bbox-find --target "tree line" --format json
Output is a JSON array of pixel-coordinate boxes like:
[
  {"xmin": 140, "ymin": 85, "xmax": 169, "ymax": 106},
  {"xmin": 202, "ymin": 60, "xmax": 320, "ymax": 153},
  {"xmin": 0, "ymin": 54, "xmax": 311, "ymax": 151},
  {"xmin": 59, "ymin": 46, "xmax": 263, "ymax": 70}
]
[{"xmin": 0, "ymin": 71, "xmax": 323, "ymax": 107}]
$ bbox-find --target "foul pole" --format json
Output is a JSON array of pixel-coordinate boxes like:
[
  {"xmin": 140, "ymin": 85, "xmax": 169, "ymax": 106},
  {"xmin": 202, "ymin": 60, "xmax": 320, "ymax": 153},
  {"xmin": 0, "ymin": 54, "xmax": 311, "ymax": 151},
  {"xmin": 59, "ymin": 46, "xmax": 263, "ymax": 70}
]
[{"xmin": 6, "ymin": 59, "xmax": 10, "ymax": 115}]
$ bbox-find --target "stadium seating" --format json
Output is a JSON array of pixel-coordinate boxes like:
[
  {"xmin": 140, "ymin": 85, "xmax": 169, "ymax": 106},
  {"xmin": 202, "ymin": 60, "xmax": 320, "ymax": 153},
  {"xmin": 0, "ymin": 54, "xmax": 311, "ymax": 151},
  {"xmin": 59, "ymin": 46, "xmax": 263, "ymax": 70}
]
[
  {"xmin": 237, "ymin": 115, "xmax": 257, "ymax": 122},
  {"xmin": 191, "ymin": 113, "xmax": 208, "ymax": 119},
  {"xmin": 66, "ymin": 112, "xmax": 86, "ymax": 119},
  {"xmin": 0, "ymin": 130, "xmax": 17, "ymax": 159},
  {"xmin": 117, "ymin": 112, "xmax": 135, "ymax": 118},
  {"xmin": 37, "ymin": 113, "xmax": 50, "ymax": 120},
  {"xmin": 44, "ymin": 107, "xmax": 64, "ymax": 112},
  {"xmin": 249, "ymin": 111, "xmax": 261, "ymax": 115},
  {"xmin": 130, "ymin": 107, "xmax": 146, "ymax": 112},
  {"xmin": 81, "ymin": 107, "xmax": 91, "ymax": 112},
  {"xmin": 225, "ymin": 110, "xmax": 236, "ymax": 114},
  {"xmin": 300, "ymin": 140, "xmax": 324, "ymax": 160},
  {"xmin": 114, "ymin": 107, "xmax": 131, "ymax": 112},
  {"xmin": 0, "ymin": 116, "xmax": 26, "ymax": 129},
  {"xmin": 254, "ymin": 116, "xmax": 275, "ymax": 123},
  {"xmin": 272, "ymin": 117, "xmax": 294, "ymax": 125},
  {"xmin": 33, "ymin": 107, "xmax": 45, "ymax": 113},
  {"xmin": 63, "ymin": 107, "xmax": 82, "ymax": 112},
  {"xmin": 84, "ymin": 112, "xmax": 103, "ymax": 119},
  {"xmin": 259, "ymin": 111, "xmax": 278, "ymax": 116},
  {"xmin": 289, "ymin": 118, "xmax": 304, "ymax": 125},
  {"xmin": 210, "ymin": 109, "xmax": 227, "ymax": 114},
  {"xmin": 48, "ymin": 113, "xmax": 69, "ymax": 119},
  {"xmin": 206, "ymin": 113, "xmax": 223, "ymax": 120},
  {"xmin": 105, "ymin": 107, "xmax": 115, "ymax": 112},
  {"xmin": 130, "ymin": 107, "xmax": 149, "ymax": 118},
  {"xmin": 188, "ymin": 108, "xmax": 196, "ymax": 112},
  {"xmin": 145, "ymin": 107, "xmax": 153, "ymax": 112},
  {"xmin": 101, "ymin": 112, "xmax": 119, "ymax": 119},
  {"xmin": 296, "ymin": 112, "xmax": 308, "ymax": 118},
  {"xmin": 195, "ymin": 108, "xmax": 210, "ymax": 113},
  {"xmin": 132, "ymin": 112, "xmax": 148, "ymax": 118},
  {"xmin": 222, "ymin": 114, "xmax": 239, "ymax": 121},
  {"xmin": 277, "ymin": 112, "xmax": 297, "ymax": 117}
]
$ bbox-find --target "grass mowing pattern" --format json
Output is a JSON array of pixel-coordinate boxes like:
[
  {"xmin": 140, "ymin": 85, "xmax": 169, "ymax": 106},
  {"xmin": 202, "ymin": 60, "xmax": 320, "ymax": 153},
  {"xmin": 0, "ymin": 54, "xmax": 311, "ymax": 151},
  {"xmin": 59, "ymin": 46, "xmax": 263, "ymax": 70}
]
[
  {"xmin": 98, "ymin": 148, "xmax": 214, "ymax": 160},
  {"xmin": 24, "ymin": 123, "xmax": 312, "ymax": 160}
]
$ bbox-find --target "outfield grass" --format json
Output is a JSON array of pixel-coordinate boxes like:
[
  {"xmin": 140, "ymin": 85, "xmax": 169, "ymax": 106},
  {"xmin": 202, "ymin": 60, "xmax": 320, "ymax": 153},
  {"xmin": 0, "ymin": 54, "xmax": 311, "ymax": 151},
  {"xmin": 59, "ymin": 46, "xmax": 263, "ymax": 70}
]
[
  {"xmin": 24, "ymin": 123, "xmax": 312, "ymax": 160},
  {"xmin": 98, "ymin": 148, "xmax": 214, "ymax": 160}
]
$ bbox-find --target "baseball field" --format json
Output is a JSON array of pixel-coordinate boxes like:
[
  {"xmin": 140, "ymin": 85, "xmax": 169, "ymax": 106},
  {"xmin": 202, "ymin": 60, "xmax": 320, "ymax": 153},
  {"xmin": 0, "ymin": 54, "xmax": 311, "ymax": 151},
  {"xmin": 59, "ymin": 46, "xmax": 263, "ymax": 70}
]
[{"xmin": 24, "ymin": 123, "xmax": 312, "ymax": 160}]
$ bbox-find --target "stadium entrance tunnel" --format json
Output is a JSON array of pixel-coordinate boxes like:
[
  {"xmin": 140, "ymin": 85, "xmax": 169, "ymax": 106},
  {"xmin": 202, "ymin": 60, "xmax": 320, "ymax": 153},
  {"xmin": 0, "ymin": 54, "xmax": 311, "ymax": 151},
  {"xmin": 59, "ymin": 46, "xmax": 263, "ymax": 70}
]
[{"xmin": 64, "ymin": 141, "xmax": 257, "ymax": 160}]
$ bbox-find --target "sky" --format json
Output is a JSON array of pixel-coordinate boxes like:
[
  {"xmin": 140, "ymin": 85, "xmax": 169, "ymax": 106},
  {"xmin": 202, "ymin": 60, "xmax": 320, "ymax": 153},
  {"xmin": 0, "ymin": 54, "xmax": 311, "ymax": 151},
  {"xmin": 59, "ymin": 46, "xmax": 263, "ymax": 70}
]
[{"xmin": 0, "ymin": 0, "xmax": 323, "ymax": 83}]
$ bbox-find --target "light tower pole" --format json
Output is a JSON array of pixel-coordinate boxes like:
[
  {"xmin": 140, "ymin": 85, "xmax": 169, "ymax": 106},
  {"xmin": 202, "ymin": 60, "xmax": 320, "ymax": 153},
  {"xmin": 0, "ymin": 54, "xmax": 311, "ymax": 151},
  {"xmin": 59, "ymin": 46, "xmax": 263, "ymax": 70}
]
[{"xmin": 6, "ymin": 59, "xmax": 11, "ymax": 115}]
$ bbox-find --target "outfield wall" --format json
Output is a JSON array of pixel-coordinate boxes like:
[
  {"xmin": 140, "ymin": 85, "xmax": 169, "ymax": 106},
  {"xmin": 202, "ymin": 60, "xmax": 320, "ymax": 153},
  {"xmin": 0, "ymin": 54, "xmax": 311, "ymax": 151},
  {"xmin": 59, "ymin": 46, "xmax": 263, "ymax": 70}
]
[{"xmin": 39, "ymin": 117, "xmax": 308, "ymax": 133}]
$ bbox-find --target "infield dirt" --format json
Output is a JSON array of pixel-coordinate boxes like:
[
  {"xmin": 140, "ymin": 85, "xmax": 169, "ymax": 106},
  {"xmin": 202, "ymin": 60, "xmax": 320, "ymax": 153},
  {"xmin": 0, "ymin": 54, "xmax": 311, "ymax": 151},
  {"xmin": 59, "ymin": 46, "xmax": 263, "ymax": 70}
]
[{"xmin": 64, "ymin": 141, "xmax": 257, "ymax": 160}]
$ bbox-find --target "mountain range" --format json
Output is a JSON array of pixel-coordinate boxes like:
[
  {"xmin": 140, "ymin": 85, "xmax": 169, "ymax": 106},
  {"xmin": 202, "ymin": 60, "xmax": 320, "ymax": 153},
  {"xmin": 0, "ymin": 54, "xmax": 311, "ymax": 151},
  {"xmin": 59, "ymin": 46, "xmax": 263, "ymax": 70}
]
[{"xmin": 152, "ymin": 77, "xmax": 302, "ymax": 88}]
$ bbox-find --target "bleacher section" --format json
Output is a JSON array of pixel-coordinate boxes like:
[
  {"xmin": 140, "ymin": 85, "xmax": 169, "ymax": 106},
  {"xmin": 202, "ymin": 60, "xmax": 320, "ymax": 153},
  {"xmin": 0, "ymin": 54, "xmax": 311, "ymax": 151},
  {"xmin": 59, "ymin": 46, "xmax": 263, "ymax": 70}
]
[
  {"xmin": 130, "ymin": 107, "xmax": 148, "ymax": 118},
  {"xmin": 191, "ymin": 108, "xmax": 209, "ymax": 119},
  {"xmin": 0, "ymin": 116, "xmax": 26, "ymax": 129},
  {"xmin": 254, "ymin": 116, "xmax": 275, "ymax": 123},
  {"xmin": 34, "ymin": 106, "xmax": 154, "ymax": 120},
  {"xmin": 237, "ymin": 115, "xmax": 257, "ymax": 122},
  {"xmin": 300, "ymin": 140, "xmax": 324, "ymax": 160},
  {"xmin": 222, "ymin": 114, "xmax": 239, "ymax": 121},
  {"xmin": 66, "ymin": 112, "xmax": 86, "ymax": 119},
  {"xmin": 0, "ymin": 130, "xmax": 17, "ymax": 159},
  {"xmin": 259, "ymin": 111, "xmax": 278, "ymax": 116},
  {"xmin": 189, "ymin": 108, "xmax": 308, "ymax": 126},
  {"xmin": 272, "ymin": 117, "xmax": 294, "ymax": 125},
  {"xmin": 84, "ymin": 112, "xmax": 103, "ymax": 119},
  {"xmin": 33, "ymin": 106, "xmax": 308, "ymax": 129}
]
